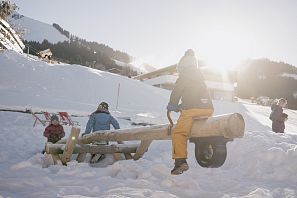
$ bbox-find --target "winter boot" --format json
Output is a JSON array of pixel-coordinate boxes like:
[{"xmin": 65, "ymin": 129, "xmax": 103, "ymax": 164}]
[{"xmin": 171, "ymin": 158, "xmax": 189, "ymax": 175}]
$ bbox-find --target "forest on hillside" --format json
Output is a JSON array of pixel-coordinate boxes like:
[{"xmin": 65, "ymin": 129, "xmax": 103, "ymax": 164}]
[
  {"xmin": 24, "ymin": 22, "xmax": 138, "ymax": 77},
  {"xmin": 237, "ymin": 59, "xmax": 297, "ymax": 109}
]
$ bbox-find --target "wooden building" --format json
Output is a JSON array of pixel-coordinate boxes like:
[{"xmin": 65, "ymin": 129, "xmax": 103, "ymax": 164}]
[{"xmin": 133, "ymin": 65, "xmax": 237, "ymax": 101}]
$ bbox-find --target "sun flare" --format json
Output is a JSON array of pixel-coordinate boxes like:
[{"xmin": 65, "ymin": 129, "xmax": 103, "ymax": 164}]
[{"xmin": 197, "ymin": 24, "xmax": 254, "ymax": 71}]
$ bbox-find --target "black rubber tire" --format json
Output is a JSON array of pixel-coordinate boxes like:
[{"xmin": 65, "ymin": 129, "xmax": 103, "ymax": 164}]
[{"xmin": 195, "ymin": 142, "xmax": 227, "ymax": 168}]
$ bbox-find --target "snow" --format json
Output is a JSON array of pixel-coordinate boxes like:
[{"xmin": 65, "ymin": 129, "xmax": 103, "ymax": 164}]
[
  {"xmin": 8, "ymin": 15, "xmax": 68, "ymax": 44},
  {"xmin": 0, "ymin": 51, "xmax": 297, "ymax": 197},
  {"xmin": 0, "ymin": 51, "xmax": 170, "ymax": 123},
  {"xmin": 205, "ymin": 81, "xmax": 234, "ymax": 92}
]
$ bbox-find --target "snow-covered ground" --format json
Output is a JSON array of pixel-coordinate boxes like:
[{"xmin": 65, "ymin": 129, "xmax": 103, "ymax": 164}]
[
  {"xmin": 0, "ymin": 51, "xmax": 297, "ymax": 197},
  {"xmin": 8, "ymin": 14, "xmax": 68, "ymax": 44}
]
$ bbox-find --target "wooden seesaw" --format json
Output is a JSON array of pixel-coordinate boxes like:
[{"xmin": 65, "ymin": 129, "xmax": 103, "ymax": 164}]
[{"xmin": 44, "ymin": 112, "xmax": 245, "ymax": 168}]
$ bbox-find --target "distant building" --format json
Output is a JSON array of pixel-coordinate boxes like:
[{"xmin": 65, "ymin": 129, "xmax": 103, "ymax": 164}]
[
  {"xmin": 133, "ymin": 65, "xmax": 237, "ymax": 101},
  {"xmin": 37, "ymin": 48, "xmax": 52, "ymax": 59}
]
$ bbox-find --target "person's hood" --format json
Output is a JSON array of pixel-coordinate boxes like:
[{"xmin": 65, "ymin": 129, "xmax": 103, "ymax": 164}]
[
  {"xmin": 271, "ymin": 104, "xmax": 281, "ymax": 111},
  {"xmin": 93, "ymin": 108, "xmax": 110, "ymax": 114}
]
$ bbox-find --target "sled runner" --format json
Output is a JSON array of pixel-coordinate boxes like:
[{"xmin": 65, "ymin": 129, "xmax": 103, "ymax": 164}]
[{"xmin": 45, "ymin": 113, "xmax": 245, "ymax": 168}]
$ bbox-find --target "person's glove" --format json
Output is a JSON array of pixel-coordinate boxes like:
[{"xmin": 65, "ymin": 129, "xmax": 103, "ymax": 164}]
[
  {"xmin": 281, "ymin": 113, "xmax": 288, "ymax": 122},
  {"xmin": 59, "ymin": 133, "xmax": 65, "ymax": 139},
  {"xmin": 48, "ymin": 134, "xmax": 60, "ymax": 143},
  {"xmin": 166, "ymin": 104, "xmax": 180, "ymax": 112}
]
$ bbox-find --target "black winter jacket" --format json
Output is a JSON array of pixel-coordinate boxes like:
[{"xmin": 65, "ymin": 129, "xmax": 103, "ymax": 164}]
[
  {"xmin": 270, "ymin": 104, "xmax": 288, "ymax": 133},
  {"xmin": 168, "ymin": 68, "xmax": 213, "ymax": 110}
]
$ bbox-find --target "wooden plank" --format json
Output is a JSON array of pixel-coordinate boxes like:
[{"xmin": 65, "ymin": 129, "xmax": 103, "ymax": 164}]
[
  {"xmin": 51, "ymin": 154, "xmax": 62, "ymax": 165},
  {"xmin": 61, "ymin": 127, "xmax": 80, "ymax": 165},
  {"xmin": 113, "ymin": 153, "xmax": 121, "ymax": 161},
  {"xmin": 191, "ymin": 113, "xmax": 245, "ymax": 139},
  {"xmin": 76, "ymin": 113, "xmax": 244, "ymax": 144},
  {"xmin": 117, "ymin": 141, "xmax": 132, "ymax": 160},
  {"xmin": 79, "ymin": 124, "xmax": 170, "ymax": 144},
  {"xmin": 46, "ymin": 143, "xmax": 139, "ymax": 155},
  {"xmin": 133, "ymin": 140, "xmax": 152, "ymax": 160},
  {"xmin": 76, "ymin": 153, "xmax": 87, "ymax": 163},
  {"xmin": 124, "ymin": 153, "xmax": 133, "ymax": 160}
]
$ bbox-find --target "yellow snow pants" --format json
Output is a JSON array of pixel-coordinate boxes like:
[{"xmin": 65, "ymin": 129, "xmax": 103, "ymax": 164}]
[{"xmin": 172, "ymin": 108, "xmax": 214, "ymax": 159}]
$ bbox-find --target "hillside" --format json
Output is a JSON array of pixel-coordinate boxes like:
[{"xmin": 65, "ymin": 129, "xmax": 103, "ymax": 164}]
[
  {"xmin": 0, "ymin": 51, "xmax": 169, "ymax": 121},
  {"xmin": 8, "ymin": 13, "xmax": 140, "ymax": 76},
  {"xmin": 237, "ymin": 59, "xmax": 297, "ymax": 109},
  {"xmin": 8, "ymin": 14, "xmax": 68, "ymax": 44}
]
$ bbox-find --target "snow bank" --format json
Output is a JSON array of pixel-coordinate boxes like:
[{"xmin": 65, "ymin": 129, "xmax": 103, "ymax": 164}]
[{"xmin": 0, "ymin": 101, "xmax": 297, "ymax": 197}]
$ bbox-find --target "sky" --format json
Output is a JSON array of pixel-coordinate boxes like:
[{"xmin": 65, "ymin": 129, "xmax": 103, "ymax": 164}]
[{"xmin": 10, "ymin": 0, "xmax": 297, "ymax": 69}]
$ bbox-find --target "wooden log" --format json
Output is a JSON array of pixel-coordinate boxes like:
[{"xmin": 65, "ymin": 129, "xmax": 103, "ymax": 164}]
[
  {"xmin": 124, "ymin": 153, "xmax": 133, "ymax": 160},
  {"xmin": 79, "ymin": 113, "xmax": 245, "ymax": 144},
  {"xmin": 76, "ymin": 153, "xmax": 87, "ymax": 163},
  {"xmin": 133, "ymin": 140, "xmax": 152, "ymax": 160},
  {"xmin": 46, "ymin": 143, "xmax": 139, "ymax": 155},
  {"xmin": 80, "ymin": 124, "xmax": 170, "ymax": 144},
  {"xmin": 61, "ymin": 127, "xmax": 80, "ymax": 165},
  {"xmin": 113, "ymin": 153, "xmax": 121, "ymax": 161},
  {"xmin": 191, "ymin": 113, "xmax": 245, "ymax": 139},
  {"xmin": 51, "ymin": 154, "xmax": 62, "ymax": 165}
]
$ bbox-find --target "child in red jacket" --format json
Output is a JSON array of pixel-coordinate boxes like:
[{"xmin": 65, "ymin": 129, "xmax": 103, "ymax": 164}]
[{"xmin": 43, "ymin": 115, "xmax": 65, "ymax": 143}]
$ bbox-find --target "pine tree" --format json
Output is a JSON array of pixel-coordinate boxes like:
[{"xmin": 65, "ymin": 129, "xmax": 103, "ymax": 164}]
[{"xmin": 0, "ymin": 1, "xmax": 17, "ymax": 19}]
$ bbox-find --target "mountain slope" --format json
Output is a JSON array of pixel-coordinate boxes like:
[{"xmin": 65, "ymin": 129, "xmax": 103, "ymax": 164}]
[
  {"xmin": 8, "ymin": 14, "xmax": 68, "ymax": 43},
  {"xmin": 0, "ymin": 51, "xmax": 169, "ymax": 119}
]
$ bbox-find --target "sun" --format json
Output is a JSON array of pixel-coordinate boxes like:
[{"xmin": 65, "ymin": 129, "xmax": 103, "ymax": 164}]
[{"xmin": 197, "ymin": 24, "xmax": 254, "ymax": 71}]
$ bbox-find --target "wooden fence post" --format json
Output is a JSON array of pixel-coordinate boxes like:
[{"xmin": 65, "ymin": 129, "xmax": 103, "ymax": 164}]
[
  {"xmin": 61, "ymin": 127, "xmax": 80, "ymax": 165},
  {"xmin": 133, "ymin": 140, "xmax": 152, "ymax": 160}
]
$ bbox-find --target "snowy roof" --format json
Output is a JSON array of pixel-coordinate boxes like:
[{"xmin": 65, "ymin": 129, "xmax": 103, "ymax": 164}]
[
  {"xmin": 281, "ymin": 73, "xmax": 297, "ymax": 80},
  {"xmin": 144, "ymin": 75, "xmax": 178, "ymax": 85},
  {"xmin": 143, "ymin": 75, "xmax": 234, "ymax": 91}
]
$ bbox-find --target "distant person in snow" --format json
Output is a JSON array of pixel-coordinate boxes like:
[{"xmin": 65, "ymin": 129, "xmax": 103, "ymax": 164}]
[
  {"xmin": 269, "ymin": 98, "xmax": 288, "ymax": 133},
  {"xmin": 43, "ymin": 115, "xmax": 65, "ymax": 144},
  {"xmin": 167, "ymin": 49, "xmax": 214, "ymax": 175},
  {"xmin": 82, "ymin": 102, "xmax": 120, "ymax": 163}
]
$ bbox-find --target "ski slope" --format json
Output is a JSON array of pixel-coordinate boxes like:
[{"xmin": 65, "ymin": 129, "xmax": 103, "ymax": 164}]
[
  {"xmin": 0, "ymin": 51, "xmax": 170, "ymax": 123},
  {"xmin": 0, "ymin": 51, "xmax": 297, "ymax": 198},
  {"xmin": 8, "ymin": 14, "xmax": 68, "ymax": 44}
]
